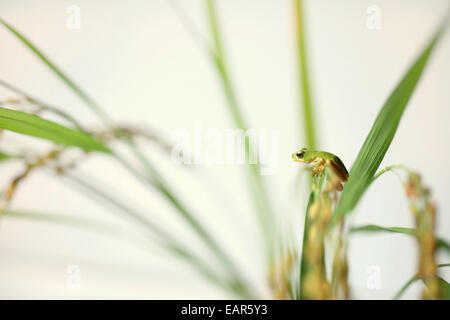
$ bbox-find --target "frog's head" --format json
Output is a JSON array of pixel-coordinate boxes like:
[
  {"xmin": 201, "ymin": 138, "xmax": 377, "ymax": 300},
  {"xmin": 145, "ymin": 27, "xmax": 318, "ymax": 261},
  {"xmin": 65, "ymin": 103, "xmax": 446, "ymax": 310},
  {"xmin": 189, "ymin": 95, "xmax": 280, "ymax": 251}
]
[{"xmin": 292, "ymin": 147, "xmax": 310, "ymax": 162}]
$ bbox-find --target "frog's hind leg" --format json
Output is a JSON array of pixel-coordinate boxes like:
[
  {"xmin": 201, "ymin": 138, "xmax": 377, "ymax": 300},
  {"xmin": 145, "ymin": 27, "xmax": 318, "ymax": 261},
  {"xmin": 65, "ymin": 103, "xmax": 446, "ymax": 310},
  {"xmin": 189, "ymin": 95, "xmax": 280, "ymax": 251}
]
[
  {"xmin": 327, "ymin": 158, "xmax": 349, "ymax": 182},
  {"xmin": 335, "ymin": 182, "xmax": 343, "ymax": 192}
]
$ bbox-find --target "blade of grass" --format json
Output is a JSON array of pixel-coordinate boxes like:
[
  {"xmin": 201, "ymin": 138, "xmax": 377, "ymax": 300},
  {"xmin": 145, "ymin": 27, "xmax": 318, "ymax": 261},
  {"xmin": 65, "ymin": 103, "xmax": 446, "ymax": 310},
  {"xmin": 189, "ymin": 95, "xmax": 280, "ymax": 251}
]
[
  {"xmin": 204, "ymin": 0, "xmax": 276, "ymax": 259},
  {"xmin": 437, "ymin": 277, "xmax": 450, "ymax": 299},
  {"xmin": 351, "ymin": 224, "xmax": 414, "ymax": 235},
  {"xmin": 0, "ymin": 107, "xmax": 110, "ymax": 153},
  {"xmin": 331, "ymin": 24, "xmax": 446, "ymax": 227},
  {"xmin": 350, "ymin": 224, "xmax": 450, "ymax": 253},
  {"xmin": 0, "ymin": 78, "xmax": 85, "ymax": 131},
  {"xmin": 372, "ymin": 164, "xmax": 405, "ymax": 182},
  {"xmin": 168, "ymin": 0, "xmax": 214, "ymax": 55},
  {"xmin": 294, "ymin": 0, "xmax": 320, "ymax": 299},
  {"xmin": 0, "ymin": 18, "xmax": 112, "ymax": 125},
  {"xmin": 299, "ymin": 191, "xmax": 315, "ymax": 299},
  {"xmin": 393, "ymin": 274, "xmax": 420, "ymax": 300},
  {"xmin": 204, "ymin": 0, "xmax": 245, "ymax": 130},
  {"xmin": 393, "ymin": 264, "xmax": 450, "ymax": 299},
  {"xmin": 0, "ymin": 152, "xmax": 12, "ymax": 161},
  {"xmin": 294, "ymin": 0, "xmax": 317, "ymax": 149}
]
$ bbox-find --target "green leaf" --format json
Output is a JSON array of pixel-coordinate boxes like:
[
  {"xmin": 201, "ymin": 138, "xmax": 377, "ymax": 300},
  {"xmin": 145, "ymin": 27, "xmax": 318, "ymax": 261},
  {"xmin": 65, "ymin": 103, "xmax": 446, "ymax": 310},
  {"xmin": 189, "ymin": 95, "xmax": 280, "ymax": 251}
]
[
  {"xmin": 351, "ymin": 224, "xmax": 415, "ymax": 235},
  {"xmin": 299, "ymin": 190, "xmax": 320, "ymax": 299},
  {"xmin": 0, "ymin": 78, "xmax": 85, "ymax": 131},
  {"xmin": 0, "ymin": 107, "xmax": 110, "ymax": 153},
  {"xmin": 394, "ymin": 264, "xmax": 450, "ymax": 299},
  {"xmin": 0, "ymin": 152, "xmax": 11, "ymax": 161},
  {"xmin": 0, "ymin": 18, "xmax": 112, "ymax": 125},
  {"xmin": 294, "ymin": 0, "xmax": 317, "ymax": 149},
  {"xmin": 437, "ymin": 277, "xmax": 450, "ymax": 300},
  {"xmin": 204, "ymin": 0, "xmax": 276, "ymax": 259},
  {"xmin": 350, "ymin": 224, "xmax": 450, "ymax": 254},
  {"xmin": 332, "ymin": 25, "xmax": 445, "ymax": 225},
  {"xmin": 439, "ymin": 278, "xmax": 450, "ymax": 299}
]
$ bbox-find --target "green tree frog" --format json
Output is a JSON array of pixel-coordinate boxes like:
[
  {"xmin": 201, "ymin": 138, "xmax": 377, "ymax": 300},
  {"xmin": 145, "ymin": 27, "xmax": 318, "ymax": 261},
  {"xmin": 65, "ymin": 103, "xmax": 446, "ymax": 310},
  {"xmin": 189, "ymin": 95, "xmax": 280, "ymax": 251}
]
[{"xmin": 292, "ymin": 148, "xmax": 349, "ymax": 191}]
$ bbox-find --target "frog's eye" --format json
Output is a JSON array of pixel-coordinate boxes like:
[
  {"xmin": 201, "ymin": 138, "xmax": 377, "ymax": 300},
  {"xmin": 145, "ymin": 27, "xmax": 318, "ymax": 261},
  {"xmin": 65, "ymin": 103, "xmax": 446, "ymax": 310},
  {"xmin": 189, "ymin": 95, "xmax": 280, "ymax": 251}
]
[{"xmin": 296, "ymin": 151, "xmax": 304, "ymax": 159}]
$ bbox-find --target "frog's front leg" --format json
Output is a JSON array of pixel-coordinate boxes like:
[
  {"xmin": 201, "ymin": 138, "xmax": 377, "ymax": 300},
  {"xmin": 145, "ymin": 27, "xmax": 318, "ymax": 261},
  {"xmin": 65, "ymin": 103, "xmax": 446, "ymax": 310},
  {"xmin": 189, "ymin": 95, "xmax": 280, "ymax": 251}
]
[{"xmin": 311, "ymin": 158, "xmax": 326, "ymax": 177}]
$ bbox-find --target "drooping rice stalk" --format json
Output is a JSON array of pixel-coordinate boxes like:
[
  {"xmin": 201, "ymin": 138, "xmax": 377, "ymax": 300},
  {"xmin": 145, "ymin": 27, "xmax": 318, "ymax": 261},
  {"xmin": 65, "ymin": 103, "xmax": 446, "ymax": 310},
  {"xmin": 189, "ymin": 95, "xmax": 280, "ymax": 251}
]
[
  {"xmin": 404, "ymin": 172, "xmax": 440, "ymax": 299},
  {"xmin": 0, "ymin": 17, "xmax": 253, "ymax": 297}
]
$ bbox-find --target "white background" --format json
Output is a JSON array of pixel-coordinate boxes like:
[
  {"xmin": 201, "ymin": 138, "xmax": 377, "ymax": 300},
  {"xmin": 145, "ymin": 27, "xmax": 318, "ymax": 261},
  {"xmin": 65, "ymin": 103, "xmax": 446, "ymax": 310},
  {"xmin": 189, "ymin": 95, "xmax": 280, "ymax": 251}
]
[{"xmin": 0, "ymin": 0, "xmax": 449, "ymax": 299}]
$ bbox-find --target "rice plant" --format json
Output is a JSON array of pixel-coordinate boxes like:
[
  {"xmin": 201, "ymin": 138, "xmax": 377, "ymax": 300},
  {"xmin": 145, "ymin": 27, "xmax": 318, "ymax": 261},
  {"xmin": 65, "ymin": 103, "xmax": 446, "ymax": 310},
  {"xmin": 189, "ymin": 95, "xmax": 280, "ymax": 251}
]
[{"xmin": 0, "ymin": 0, "xmax": 448, "ymax": 299}]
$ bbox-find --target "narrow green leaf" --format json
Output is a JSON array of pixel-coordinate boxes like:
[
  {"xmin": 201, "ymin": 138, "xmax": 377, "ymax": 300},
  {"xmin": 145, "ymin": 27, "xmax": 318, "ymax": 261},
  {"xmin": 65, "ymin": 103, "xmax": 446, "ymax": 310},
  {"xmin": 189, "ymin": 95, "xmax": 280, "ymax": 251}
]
[
  {"xmin": 350, "ymin": 224, "xmax": 450, "ymax": 253},
  {"xmin": 438, "ymin": 277, "xmax": 450, "ymax": 300},
  {"xmin": 0, "ymin": 78, "xmax": 85, "ymax": 131},
  {"xmin": 3, "ymin": 209, "xmax": 127, "ymax": 238},
  {"xmin": 204, "ymin": 0, "xmax": 276, "ymax": 258},
  {"xmin": 294, "ymin": 0, "xmax": 317, "ymax": 149},
  {"xmin": 351, "ymin": 224, "xmax": 414, "ymax": 235},
  {"xmin": 333, "ymin": 25, "xmax": 445, "ymax": 224},
  {"xmin": 394, "ymin": 264, "xmax": 450, "ymax": 299},
  {"xmin": 204, "ymin": 0, "xmax": 247, "ymax": 131},
  {"xmin": 0, "ymin": 152, "xmax": 11, "ymax": 161},
  {"xmin": 393, "ymin": 275, "xmax": 420, "ymax": 300},
  {"xmin": 0, "ymin": 107, "xmax": 110, "ymax": 153},
  {"xmin": 0, "ymin": 18, "xmax": 112, "ymax": 125},
  {"xmin": 299, "ymin": 191, "xmax": 315, "ymax": 299}
]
